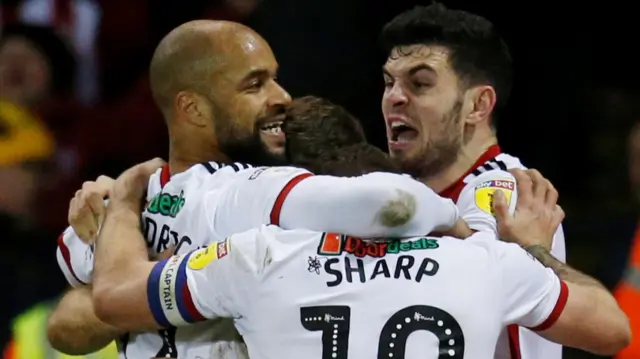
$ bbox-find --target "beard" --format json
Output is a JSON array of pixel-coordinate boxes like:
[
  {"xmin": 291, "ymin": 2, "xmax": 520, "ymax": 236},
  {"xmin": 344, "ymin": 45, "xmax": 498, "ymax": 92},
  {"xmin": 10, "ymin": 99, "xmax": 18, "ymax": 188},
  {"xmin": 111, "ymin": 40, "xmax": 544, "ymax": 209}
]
[
  {"xmin": 216, "ymin": 119, "xmax": 288, "ymax": 167},
  {"xmin": 398, "ymin": 99, "xmax": 464, "ymax": 180}
]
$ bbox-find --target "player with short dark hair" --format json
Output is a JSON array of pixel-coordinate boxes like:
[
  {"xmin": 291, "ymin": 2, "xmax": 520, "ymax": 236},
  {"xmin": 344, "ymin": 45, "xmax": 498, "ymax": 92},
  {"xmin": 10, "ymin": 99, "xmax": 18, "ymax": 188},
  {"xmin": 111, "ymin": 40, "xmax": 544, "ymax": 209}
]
[{"xmin": 380, "ymin": 4, "xmax": 569, "ymax": 358}]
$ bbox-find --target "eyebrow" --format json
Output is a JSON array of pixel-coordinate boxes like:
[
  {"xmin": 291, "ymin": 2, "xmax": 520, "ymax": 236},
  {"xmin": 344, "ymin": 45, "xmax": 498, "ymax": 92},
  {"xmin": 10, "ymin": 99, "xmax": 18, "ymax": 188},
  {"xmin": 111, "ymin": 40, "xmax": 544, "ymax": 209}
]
[
  {"xmin": 241, "ymin": 68, "xmax": 270, "ymax": 83},
  {"xmin": 382, "ymin": 64, "xmax": 436, "ymax": 77}
]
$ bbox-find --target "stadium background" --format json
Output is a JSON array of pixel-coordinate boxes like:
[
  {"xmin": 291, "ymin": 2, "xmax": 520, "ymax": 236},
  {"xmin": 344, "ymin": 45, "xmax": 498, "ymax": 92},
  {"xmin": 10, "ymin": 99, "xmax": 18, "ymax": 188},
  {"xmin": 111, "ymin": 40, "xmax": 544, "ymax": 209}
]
[{"xmin": 0, "ymin": 1, "xmax": 636, "ymax": 358}]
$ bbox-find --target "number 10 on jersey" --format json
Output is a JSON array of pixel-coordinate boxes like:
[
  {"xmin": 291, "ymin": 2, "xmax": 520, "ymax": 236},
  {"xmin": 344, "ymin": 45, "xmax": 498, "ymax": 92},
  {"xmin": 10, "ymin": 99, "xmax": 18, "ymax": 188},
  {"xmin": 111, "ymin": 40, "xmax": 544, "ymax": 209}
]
[{"xmin": 301, "ymin": 305, "xmax": 465, "ymax": 358}]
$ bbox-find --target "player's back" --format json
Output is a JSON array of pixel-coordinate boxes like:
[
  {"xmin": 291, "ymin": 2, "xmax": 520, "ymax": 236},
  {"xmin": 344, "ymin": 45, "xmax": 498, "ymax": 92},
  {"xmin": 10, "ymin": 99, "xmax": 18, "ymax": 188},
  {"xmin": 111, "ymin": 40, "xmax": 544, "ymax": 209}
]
[{"xmin": 233, "ymin": 226, "xmax": 514, "ymax": 359}]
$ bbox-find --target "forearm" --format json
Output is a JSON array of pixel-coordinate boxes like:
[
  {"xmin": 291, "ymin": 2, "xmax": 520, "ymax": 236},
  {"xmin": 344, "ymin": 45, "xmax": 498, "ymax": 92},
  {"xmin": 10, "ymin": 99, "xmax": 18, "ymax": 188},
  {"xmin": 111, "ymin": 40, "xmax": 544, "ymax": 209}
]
[
  {"xmin": 280, "ymin": 173, "xmax": 458, "ymax": 237},
  {"xmin": 93, "ymin": 205, "xmax": 147, "ymax": 294},
  {"xmin": 525, "ymin": 245, "xmax": 608, "ymax": 291},
  {"xmin": 92, "ymin": 204, "xmax": 160, "ymax": 331},
  {"xmin": 47, "ymin": 286, "xmax": 122, "ymax": 355},
  {"xmin": 527, "ymin": 246, "xmax": 631, "ymax": 354}
]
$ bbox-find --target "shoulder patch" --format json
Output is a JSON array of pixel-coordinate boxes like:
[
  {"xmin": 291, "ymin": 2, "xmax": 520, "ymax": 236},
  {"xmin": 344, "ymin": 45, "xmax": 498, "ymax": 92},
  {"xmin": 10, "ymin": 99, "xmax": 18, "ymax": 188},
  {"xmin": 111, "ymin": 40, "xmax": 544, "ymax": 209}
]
[
  {"xmin": 187, "ymin": 239, "xmax": 228, "ymax": 270},
  {"xmin": 474, "ymin": 179, "xmax": 514, "ymax": 215}
]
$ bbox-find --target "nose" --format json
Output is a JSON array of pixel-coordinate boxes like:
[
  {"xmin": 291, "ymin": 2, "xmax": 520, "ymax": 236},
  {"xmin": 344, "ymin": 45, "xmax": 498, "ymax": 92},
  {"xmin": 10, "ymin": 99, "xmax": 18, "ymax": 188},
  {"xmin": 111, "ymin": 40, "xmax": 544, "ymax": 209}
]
[
  {"xmin": 268, "ymin": 82, "xmax": 292, "ymax": 109},
  {"xmin": 384, "ymin": 83, "xmax": 408, "ymax": 108}
]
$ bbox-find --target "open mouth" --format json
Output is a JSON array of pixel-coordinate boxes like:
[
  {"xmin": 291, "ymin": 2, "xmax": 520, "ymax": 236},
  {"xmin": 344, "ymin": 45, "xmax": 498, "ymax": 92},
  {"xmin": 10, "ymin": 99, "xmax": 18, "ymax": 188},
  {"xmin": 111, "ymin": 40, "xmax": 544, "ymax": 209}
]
[
  {"xmin": 389, "ymin": 120, "xmax": 418, "ymax": 143},
  {"xmin": 259, "ymin": 120, "xmax": 284, "ymax": 135}
]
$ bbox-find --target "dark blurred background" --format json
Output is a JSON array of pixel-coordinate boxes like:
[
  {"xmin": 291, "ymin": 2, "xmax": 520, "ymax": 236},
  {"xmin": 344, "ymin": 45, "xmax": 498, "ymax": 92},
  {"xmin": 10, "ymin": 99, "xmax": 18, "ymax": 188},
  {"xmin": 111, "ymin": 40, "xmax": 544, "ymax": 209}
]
[{"xmin": 1, "ymin": 1, "xmax": 638, "ymax": 358}]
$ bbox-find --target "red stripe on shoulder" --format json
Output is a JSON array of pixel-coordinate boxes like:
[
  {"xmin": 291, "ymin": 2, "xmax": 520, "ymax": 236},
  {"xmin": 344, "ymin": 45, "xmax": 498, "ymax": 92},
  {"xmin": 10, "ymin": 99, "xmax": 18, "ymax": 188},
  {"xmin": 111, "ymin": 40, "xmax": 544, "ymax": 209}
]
[
  {"xmin": 270, "ymin": 173, "xmax": 313, "ymax": 225},
  {"xmin": 57, "ymin": 233, "xmax": 87, "ymax": 285}
]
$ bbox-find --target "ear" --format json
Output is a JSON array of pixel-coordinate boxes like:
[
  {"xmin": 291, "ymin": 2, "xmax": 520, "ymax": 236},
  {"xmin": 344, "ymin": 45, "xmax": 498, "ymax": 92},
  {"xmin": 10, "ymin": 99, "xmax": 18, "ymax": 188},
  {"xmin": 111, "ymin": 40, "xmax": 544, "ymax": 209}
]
[
  {"xmin": 175, "ymin": 91, "xmax": 208, "ymax": 127},
  {"xmin": 463, "ymin": 85, "xmax": 496, "ymax": 125}
]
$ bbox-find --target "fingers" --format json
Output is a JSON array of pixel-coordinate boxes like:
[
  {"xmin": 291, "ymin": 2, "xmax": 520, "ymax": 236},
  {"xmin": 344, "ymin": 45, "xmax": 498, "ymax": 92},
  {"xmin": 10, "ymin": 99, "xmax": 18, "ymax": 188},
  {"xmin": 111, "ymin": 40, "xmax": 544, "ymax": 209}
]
[
  {"xmin": 491, "ymin": 190, "xmax": 510, "ymax": 222},
  {"xmin": 81, "ymin": 180, "xmax": 108, "ymax": 219},
  {"xmin": 135, "ymin": 158, "xmax": 165, "ymax": 178},
  {"xmin": 525, "ymin": 169, "xmax": 546, "ymax": 206},
  {"xmin": 68, "ymin": 177, "xmax": 113, "ymax": 243},
  {"xmin": 553, "ymin": 205, "xmax": 565, "ymax": 227},
  {"xmin": 95, "ymin": 175, "xmax": 115, "ymax": 195},
  {"xmin": 510, "ymin": 169, "xmax": 533, "ymax": 209}
]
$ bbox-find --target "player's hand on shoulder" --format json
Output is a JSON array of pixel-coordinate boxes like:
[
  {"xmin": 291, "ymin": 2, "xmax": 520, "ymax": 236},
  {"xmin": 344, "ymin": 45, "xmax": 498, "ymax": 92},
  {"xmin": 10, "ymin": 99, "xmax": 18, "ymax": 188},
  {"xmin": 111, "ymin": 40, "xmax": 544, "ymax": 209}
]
[
  {"xmin": 110, "ymin": 158, "xmax": 165, "ymax": 209},
  {"xmin": 434, "ymin": 219, "xmax": 474, "ymax": 239},
  {"xmin": 68, "ymin": 175, "xmax": 114, "ymax": 244},
  {"xmin": 492, "ymin": 168, "xmax": 564, "ymax": 250}
]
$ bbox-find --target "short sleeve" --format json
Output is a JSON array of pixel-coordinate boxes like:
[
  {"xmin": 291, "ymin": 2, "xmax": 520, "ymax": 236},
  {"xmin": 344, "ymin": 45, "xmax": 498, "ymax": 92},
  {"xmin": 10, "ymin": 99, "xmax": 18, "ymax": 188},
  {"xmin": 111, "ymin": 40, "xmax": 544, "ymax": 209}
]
[
  {"xmin": 145, "ymin": 227, "xmax": 268, "ymax": 327},
  {"xmin": 205, "ymin": 166, "xmax": 312, "ymax": 236},
  {"xmin": 56, "ymin": 226, "xmax": 94, "ymax": 286},
  {"xmin": 457, "ymin": 171, "xmax": 518, "ymax": 234},
  {"xmin": 495, "ymin": 242, "xmax": 569, "ymax": 330}
]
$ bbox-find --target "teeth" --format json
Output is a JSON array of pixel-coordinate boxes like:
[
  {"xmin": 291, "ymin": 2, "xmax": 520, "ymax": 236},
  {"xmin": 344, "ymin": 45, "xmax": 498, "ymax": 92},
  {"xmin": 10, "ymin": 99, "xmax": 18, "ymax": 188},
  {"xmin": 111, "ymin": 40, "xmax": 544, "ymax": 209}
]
[
  {"xmin": 261, "ymin": 121, "xmax": 284, "ymax": 131},
  {"xmin": 391, "ymin": 121, "xmax": 409, "ymax": 129}
]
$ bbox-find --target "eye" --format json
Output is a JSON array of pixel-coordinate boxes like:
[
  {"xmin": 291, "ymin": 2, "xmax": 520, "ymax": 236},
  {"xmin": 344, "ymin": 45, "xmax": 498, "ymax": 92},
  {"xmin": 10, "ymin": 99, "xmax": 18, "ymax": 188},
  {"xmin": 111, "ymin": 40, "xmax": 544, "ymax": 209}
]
[{"xmin": 247, "ymin": 79, "xmax": 264, "ymax": 91}]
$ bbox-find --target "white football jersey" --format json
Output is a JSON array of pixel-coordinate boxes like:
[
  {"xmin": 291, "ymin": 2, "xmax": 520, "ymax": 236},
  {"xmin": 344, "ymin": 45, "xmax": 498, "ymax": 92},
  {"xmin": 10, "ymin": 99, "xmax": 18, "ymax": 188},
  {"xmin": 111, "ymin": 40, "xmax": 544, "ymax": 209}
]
[
  {"xmin": 441, "ymin": 146, "xmax": 566, "ymax": 359},
  {"xmin": 57, "ymin": 161, "xmax": 255, "ymax": 359},
  {"xmin": 57, "ymin": 163, "xmax": 461, "ymax": 358},
  {"xmin": 148, "ymin": 225, "xmax": 569, "ymax": 359}
]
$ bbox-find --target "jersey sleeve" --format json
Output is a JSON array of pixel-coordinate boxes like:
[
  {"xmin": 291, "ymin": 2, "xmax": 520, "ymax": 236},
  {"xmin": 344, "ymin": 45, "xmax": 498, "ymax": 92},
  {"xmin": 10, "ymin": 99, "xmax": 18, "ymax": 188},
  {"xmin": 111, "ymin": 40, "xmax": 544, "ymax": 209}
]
[
  {"xmin": 495, "ymin": 242, "xmax": 569, "ymax": 330},
  {"xmin": 146, "ymin": 226, "xmax": 269, "ymax": 327},
  {"xmin": 205, "ymin": 166, "xmax": 313, "ymax": 237},
  {"xmin": 56, "ymin": 226, "xmax": 94, "ymax": 287},
  {"xmin": 456, "ymin": 170, "xmax": 518, "ymax": 234},
  {"xmin": 458, "ymin": 170, "xmax": 567, "ymax": 263}
]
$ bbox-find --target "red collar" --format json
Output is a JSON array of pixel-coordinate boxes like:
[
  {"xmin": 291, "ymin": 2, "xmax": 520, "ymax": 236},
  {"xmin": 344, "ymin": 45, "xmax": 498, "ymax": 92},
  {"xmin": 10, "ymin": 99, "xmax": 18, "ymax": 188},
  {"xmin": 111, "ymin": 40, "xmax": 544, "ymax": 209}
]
[
  {"xmin": 439, "ymin": 144, "xmax": 502, "ymax": 201},
  {"xmin": 159, "ymin": 163, "xmax": 171, "ymax": 188}
]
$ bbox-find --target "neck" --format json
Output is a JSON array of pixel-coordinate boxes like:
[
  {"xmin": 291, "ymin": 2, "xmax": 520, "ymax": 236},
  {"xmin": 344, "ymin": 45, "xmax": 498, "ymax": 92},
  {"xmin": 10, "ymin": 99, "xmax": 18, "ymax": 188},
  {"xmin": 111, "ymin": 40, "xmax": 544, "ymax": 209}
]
[
  {"xmin": 167, "ymin": 128, "xmax": 229, "ymax": 175},
  {"xmin": 420, "ymin": 131, "xmax": 498, "ymax": 193}
]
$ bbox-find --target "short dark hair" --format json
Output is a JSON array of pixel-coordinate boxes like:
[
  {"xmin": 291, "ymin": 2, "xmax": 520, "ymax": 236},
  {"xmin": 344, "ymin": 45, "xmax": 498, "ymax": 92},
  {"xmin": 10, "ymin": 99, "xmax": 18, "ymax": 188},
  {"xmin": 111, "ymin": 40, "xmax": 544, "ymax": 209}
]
[
  {"xmin": 381, "ymin": 3, "xmax": 512, "ymax": 117},
  {"xmin": 308, "ymin": 143, "xmax": 402, "ymax": 176},
  {"xmin": 283, "ymin": 96, "xmax": 400, "ymax": 176}
]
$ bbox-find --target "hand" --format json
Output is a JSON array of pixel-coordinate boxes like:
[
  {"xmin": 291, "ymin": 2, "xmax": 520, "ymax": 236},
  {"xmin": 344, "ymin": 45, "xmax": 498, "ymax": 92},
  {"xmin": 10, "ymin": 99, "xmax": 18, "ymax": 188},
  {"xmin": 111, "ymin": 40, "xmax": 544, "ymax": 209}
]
[
  {"xmin": 434, "ymin": 219, "xmax": 474, "ymax": 239},
  {"xmin": 492, "ymin": 169, "xmax": 564, "ymax": 251},
  {"xmin": 68, "ymin": 176, "xmax": 114, "ymax": 243},
  {"xmin": 110, "ymin": 158, "xmax": 165, "ymax": 211}
]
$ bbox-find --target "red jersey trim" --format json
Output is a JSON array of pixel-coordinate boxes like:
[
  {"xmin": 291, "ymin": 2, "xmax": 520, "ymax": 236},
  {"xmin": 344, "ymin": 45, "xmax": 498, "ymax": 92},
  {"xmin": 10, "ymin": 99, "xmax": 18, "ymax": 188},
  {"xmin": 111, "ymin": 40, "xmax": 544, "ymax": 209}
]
[
  {"xmin": 530, "ymin": 279, "xmax": 570, "ymax": 331},
  {"xmin": 159, "ymin": 164, "xmax": 171, "ymax": 188},
  {"xmin": 57, "ymin": 233, "xmax": 87, "ymax": 285},
  {"xmin": 439, "ymin": 144, "xmax": 502, "ymax": 201},
  {"xmin": 270, "ymin": 173, "xmax": 313, "ymax": 225}
]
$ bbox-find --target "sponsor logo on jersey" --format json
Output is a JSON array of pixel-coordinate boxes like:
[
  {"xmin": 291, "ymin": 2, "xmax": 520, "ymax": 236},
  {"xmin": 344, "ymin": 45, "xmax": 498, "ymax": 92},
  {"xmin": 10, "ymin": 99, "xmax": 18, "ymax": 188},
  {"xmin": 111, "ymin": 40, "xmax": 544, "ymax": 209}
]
[
  {"xmin": 474, "ymin": 179, "xmax": 514, "ymax": 215},
  {"xmin": 317, "ymin": 233, "xmax": 439, "ymax": 258},
  {"xmin": 216, "ymin": 239, "xmax": 229, "ymax": 259},
  {"xmin": 187, "ymin": 242, "xmax": 218, "ymax": 270},
  {"xmin": 146, "ymin": 190, "xmax": 186, "ymax": 218}
]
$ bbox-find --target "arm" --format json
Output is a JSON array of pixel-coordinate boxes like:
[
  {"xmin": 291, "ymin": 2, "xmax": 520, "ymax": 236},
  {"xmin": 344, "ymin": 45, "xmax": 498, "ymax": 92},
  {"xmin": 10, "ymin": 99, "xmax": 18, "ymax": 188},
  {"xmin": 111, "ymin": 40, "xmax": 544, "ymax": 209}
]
[
  {"xmin": 525, "ymin": 245, "xmax": 630, "ymax": 355},
  {"xmin": 47, "ymin": 286, "xmax": 122, "ymax": 355},
  {"xmin": 280, "ymin": 172, "xmax": 459, "ymax": 236},
  {"xmin": 93, "ymin": 199, "xmax": 256, "ymax": 331},
  {"xmin": 91, "ymin": 203, "xmax": 159, "ymax": 331},
  {"xmin": 210, "ymin": 167, "xmax": 459, "ymax": 237}
]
